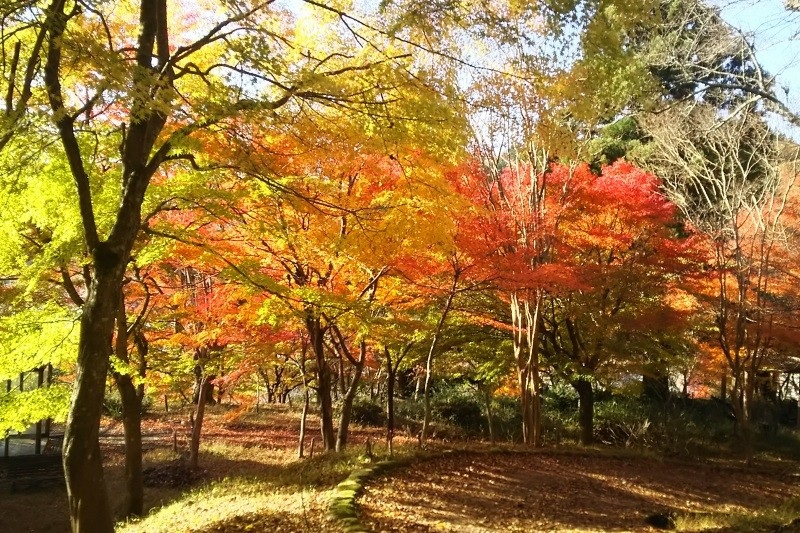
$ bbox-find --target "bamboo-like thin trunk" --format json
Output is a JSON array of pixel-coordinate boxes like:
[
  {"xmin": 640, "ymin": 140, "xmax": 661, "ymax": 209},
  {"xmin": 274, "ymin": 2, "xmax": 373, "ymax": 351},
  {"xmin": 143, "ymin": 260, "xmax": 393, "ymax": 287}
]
[
  {"xmin": 189, "ymin": 376, "xmax": 210, "ymax": 469},
  {"xmin": 298, "ymin": 388, "xmax": 310, "ymax": 458},
  {"xmin": 421, "ymin": 282, "xmax": 458, "ymax": 444}
]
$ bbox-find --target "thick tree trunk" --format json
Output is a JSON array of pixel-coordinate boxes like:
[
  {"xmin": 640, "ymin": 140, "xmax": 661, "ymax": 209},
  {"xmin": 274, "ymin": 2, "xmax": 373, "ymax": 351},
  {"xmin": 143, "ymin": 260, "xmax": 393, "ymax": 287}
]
[
  {"xmin": 306, "ymin": 313, "xmax": 335, "ymax": 451},
  {"xmin": 572, "ymin": 379, "xmax": 594, "ymax": 445},
  {"xmin": 63, "ymin": 268, "xmax": 121, "ymax": 533},
  {"xmin": 43, "ymin": 0, "xmax": 173, "ymax": 527},
  {"xmin": 642, "ymin": 362, "xmax": 670, "ymax": 403},
  {"xmin": 512, "ymin": 293, "xmax": 542, "ymax": 447},
  {"xmin": 114, "ymin": 374, "xmax": 143, "ymax": 517}
]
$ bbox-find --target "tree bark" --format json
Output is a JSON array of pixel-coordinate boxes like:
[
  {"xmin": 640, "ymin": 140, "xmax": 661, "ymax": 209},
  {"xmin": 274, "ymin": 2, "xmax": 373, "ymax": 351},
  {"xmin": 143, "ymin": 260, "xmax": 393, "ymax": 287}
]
[
  {"xmin": 112, "ymin": 292, "xmax": 147, "ymax": 518},
  {"xmin": 421, "ymin": 276, "xmax": 458, "ymax": 444},
  {"xmin": 572, "ymin": 379, "xmax": 594, "ymax": 445},
  {"xmin": 385, "ymin": 348, "xmax": 396, "ymax": 454},
  {"xmin": 306, "ymin": 312, "xmax": 335, "ymax": 451},
  {"xmin": 512, "ymin": 292, "xmax": 543, "ymax": 446},
  {"xmin": 335, "ymin": 342, "xmax": 365, "ymax": 452},
  {"xmin": 298, "ymin": 388, "xmax": 310, "ymax": 458},
  {"xmin": 114, "ymin": 374, "xmax": 143, "ymax": 517},
  {"xmin": 720, "ymin": 371, "xmax": 728, "ymax": 401},
  {"xmin": 63, "ymin": 269, "xmax": 121, "ymax": 533},
  {"xmin": 189, "ymin": 376, "xmax": 210, "ymax": 470},
  {"xmin": 796, "ymin": 393, "xmax": 800, "ymax": 429},
  {"xmin": 483, "ymin": 386, "xmax": 495, "ymax": 444}
]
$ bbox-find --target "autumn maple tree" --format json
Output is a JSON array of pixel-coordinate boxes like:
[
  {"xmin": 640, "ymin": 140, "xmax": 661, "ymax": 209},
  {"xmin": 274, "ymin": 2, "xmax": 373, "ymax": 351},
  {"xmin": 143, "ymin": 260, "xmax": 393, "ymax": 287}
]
[
  {"xmin": 3, "ymin": 0, "xmax": 800, "ymax": 530},
  {"xmin": 0, "ymin": 0, "xmax": 469, "ymax": 529},
  {"xmin": 448, "ymin": 155, "xmax": 703, "ymax": 445}
]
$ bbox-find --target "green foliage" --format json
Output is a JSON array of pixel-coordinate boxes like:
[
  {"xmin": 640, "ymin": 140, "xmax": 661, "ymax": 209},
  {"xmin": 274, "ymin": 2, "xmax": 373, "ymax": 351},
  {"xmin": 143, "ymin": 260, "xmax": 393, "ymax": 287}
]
[
  {"xmin": 538, "ymin": 385, "xmax": 746, "ymax": 453},
  {"xmin": 586, "ymin": 116, "xmax": 650, "ymax": 172},
  {"xmin": 543, "ymin": 382, "xmax": 579, "ymax": 413},
  {"xmin": 102, "ymin": 389, "xmax": 152, "ymax": 420},
  {"xmin": 0, "ymin": 141, "xmax": 86, "ymax": 292},
  {"xmin": 0, "ymin": 384, "xmax": 70, "ymax": 434},
  {"xmin": 431, "ymin": 384, "xmax": 485, "ymax": 435},
  {"xmin": 350, "ymin": 399, "xmax": 385, "ymax": 427},
  {"xmin": 593, "ymin": 397, "xmax": 653, "ymax": 447},
  {"xmin": 488, "ymin": 395, "xmax": 523, "ymax": 442},
  {"xmin": 0, "ymin": 303, "xmax": 78, "ymax": 379},
  {"xmin": 393, "ymin": 397, "xmax": 425, "ymax": 428}
]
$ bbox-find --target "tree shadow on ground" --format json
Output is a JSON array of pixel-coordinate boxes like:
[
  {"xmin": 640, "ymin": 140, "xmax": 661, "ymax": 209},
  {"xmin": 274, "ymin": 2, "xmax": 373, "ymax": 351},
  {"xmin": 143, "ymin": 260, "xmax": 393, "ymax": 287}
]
[{"xmin": 359, "ymin": 451, "xmax": 800, "ymax": 532}]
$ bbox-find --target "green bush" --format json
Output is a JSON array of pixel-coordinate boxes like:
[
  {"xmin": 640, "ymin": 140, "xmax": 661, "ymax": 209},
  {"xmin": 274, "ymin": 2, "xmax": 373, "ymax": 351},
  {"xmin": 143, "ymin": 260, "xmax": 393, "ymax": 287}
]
[
  {"xmin": 543, "ymin": 383, "xmax": 579, "ymax": 414},
  {"xmin": 103, "ymin": 389, "xmax": 151, "ymax": 419},
  {"xmin": 592, "ymin": 397, "xmax": 646, "ymax": 446},
  {"xmin": 350, "ymin": 400, "xmax": 385, "ymax": 427},
  {"xmin": 431, "ymin": 384, "xmax": 485, "ymax": 436},
  {"xmin": 489, "ymin": 395, "xmax": 522, "ymax": 442}
]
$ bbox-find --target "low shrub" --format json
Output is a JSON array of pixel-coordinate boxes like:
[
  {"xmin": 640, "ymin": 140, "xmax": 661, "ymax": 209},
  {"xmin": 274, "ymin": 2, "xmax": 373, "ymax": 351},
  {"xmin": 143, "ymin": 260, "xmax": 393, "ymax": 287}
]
[
  {"xmin": 103, "ymin": 389, "xmax": 151, "ymax": 419},
  {"xmin": 431, "ymin": 385, "xmax": 485, "ymax": 436},
  {"xmin": 350, "ymin": 400, "xmax": 385, "ymax": 427},
  {"xmin": 489, "ymin": 395, "xmax": 522, "ymax": 442}
]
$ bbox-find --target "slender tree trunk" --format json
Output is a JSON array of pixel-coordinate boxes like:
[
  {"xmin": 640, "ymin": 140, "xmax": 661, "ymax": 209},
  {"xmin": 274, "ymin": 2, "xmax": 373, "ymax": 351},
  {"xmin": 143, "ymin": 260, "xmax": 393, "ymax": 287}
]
[
  {"xmin": 189, "ymin": 376, "xmax": 210, "ymax": 469},
  {"xmin": 526, "ymin": 298, "xmax": 542, "ymax": 447},
  {"xmin": 517, "ymin": 366, "xmax": 533, "ymax": 444},
  {"xmin": 794, "ymin": 376, "xmax": 800, "ymax": 429},
  {"xmin": 372, "ymin": 367, "xmax": 383, "ymax": 401},
  {"xmin": 530, "ymin": 362, "xmax": 542, "ymax": 447},
  {"xmin": 740, "ymin": 367, "xmax": 755, "ymax": 463},
  {"xmin": 113, "ymin": 294, "xmax": 147, "ymax": 518},
  {"xmin": 338, "ymin": 356, "xmax": 347, "ymax": 399},
  {"xmin": 731, "ymin": 364, "xmax": 746, "ymax": 436},
  {"xmin": 483, "ymin": 386, "xmax": 495, "ymax": 444},
  {"xmin": 298, "ymin": 388, "xmax": 310, "ymax": 458},
  {"xmin": 572, "ymin": 379, "xmax": 594, "ymax": 445},
  {"xmin": 511, "ymin": 292, "xmax": 542, "ymax": 446},
  {"xmin": 421, "ymin": 278, "xmax": 458, "ymax": 444},
  {"xmin": 385, "ymin": 349, "xmax": 396, "ymax": 455},
  {"xmin": 413, "ymin": 373, "xmax": 422, "ymax": 401},
  {"xmin": 720, "ymin": 371, "xmax": 728, "ymax": 401}
]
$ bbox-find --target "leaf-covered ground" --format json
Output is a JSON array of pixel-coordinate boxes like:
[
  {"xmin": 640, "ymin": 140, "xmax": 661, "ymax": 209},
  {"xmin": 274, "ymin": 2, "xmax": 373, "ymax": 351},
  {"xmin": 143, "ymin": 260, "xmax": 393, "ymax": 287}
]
[
  {"xmin": 358, "ymin": 451, "xmax": 800, "ymax": 532},
  {"xmin": 0, "ymin": 405, "xmax": 382, "ymax": 533},
  {"xmin": 2, "ymin": 405, "xmax": 800, "ymax": 532}
]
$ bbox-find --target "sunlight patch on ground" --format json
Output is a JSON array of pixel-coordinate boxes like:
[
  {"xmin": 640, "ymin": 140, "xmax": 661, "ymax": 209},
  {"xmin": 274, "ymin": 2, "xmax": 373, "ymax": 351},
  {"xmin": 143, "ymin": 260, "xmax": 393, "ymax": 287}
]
[{"xmin": 117, "ymin": 478, "xmax": 333, "ymax": 533}]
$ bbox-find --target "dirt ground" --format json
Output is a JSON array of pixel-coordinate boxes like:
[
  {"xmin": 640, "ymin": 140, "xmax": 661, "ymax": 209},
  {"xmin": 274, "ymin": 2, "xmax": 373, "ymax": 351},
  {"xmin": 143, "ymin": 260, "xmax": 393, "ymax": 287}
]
[{"xmin": 359, "ymin": 452, "xmax": 800, "ymax": 532}]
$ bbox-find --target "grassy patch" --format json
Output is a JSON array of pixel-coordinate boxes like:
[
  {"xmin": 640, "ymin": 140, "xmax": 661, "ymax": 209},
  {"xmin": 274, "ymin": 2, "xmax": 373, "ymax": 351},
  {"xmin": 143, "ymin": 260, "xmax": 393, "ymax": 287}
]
[
  {"xmin": 117, "ymin": 477, "xmax": 333, "ymax": 533},
  {"xmin": 116, "ymin": 437, "xmax": 394, "ymax": 533},
  {"xmin": 674, "ymin": 497, "xmax": 800, "ymax": 532}
]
